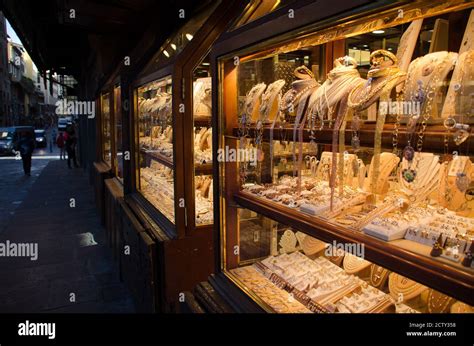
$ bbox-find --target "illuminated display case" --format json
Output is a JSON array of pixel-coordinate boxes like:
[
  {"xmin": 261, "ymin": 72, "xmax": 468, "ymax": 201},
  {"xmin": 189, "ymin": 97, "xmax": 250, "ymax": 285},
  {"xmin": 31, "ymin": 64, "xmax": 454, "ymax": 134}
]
[
  {"xmin": 130, "ymin": 0, "xmax": 246, "ymax": 238},
  {"xmin": 207, "ymin": 0, "xmax": 474, "ymax": 313},
  {"xmin": 101, "ymin": 92, "xmax": 112, "ymax": 166},
  {"xmin": 131, "ymin": 2, "xmax": 221, "ymax": 235},
  {"xmin": 135, "ymin": 76, "xmax": 175, "ymax": 223},
  {"xmin": 114, "ymin": 85, "xmax": 123, "ymax": 180},
  {"xmin": 121, "ymin": 0, "xmax": 245, "ymax": 310}
]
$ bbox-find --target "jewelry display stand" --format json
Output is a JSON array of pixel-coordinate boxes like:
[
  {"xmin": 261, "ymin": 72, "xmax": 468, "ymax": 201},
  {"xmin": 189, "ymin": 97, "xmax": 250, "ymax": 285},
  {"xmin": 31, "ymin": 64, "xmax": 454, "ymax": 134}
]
[{"xmin": 442, "ymin": 9, "xmax": 474, "ymax": 118}]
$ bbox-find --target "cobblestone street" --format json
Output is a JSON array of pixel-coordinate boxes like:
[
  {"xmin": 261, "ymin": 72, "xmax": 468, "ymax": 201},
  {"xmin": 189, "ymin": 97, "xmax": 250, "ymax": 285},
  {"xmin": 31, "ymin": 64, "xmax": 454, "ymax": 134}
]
[{"xmin": 0, "ymin": 158, "xmax": 135, "ymax": 313}]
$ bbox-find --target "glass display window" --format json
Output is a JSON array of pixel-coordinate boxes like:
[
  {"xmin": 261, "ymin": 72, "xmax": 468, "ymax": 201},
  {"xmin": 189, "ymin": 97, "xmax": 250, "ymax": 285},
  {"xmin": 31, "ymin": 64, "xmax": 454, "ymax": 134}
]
[
  {"xmin": 216, "ymin": 0, "xmax": 474, "ymax": 311},
  {"xmin": 130, "ymin": 0, "xmax": 245, "ymax": 237},
  {"xmin": 135, "ymin": 76, "xmax": 175, "ymax": 223},
  {"xmin": 101, "ymin": 92, "xmax": 112, "ymax": 165},
  {"xmin": 114, "ymin": 85, "xmax": 123, "ymax": 180},
  {"xmin": 225, "ymin": 210, "xmax": 471, "ymax": 313},
  {"xmin": 193, "ymin": 60, "xmax": 213, "ymax": 226}
]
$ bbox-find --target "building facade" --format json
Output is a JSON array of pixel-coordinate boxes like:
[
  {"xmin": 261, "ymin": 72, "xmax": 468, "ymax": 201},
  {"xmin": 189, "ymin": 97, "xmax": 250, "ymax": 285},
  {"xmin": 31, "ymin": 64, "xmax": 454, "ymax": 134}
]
[{"xmin": 0, "ymin": 12, "xmax": 10, "ymax": 126}]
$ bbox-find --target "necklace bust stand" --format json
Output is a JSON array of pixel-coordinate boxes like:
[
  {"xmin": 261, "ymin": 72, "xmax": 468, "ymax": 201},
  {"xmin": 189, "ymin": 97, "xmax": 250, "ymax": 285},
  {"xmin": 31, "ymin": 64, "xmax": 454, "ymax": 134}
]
[
  {"xmin": 343, "ymin": 253, "xmax": 372, "ymax": 281},
  {"xmin": 363, "ymin": 152, "xmax": 400, "ymax": 195},
  {"xmin": 388, "ymin": 273, "xmax": 428, "ymax": 310},
  {"xmin": 442, "ymin": 9, "xmax": 474, "ymax": 118},
  {"xmin": 349, "ymin": 50, "xmax": 406, "ymax": 197},
  {"xmin": 403, "ymin": 51, "xmax": 458, "ymax": 118},
  {"xmin": 259, "ymin": 79, "xmax": 286, "ymax": 124},
  {"xmin": 450, "ymin": 301, "xmax": 474, "ymax": 313},
  {"xmin": 298, "ymin": 232, "xmax": 326, "ymax": 257},
  {"xmin": 454, "ymin": 50, "xmax": 474, "ymax": 117},
  {"xmin": 348, "ymin": 50, "xmax": 406, "ymax": 112},
  {"xmin": 369, "ymin": 264, "xmax": 390, "ymax": 291},
  {"xmin": 398, "ymin": 152, "xmax": 441, "ymax": 203},
  {"xmin": 245, "ymin": 83, "xmax": 267, "ymax": 123},
  {"xmin": 307, "ymin": 56, "xmax": 363, "ymax": 123},
  {"xmin": 437, "ymin": 156, "xmax": 473, "ymax": 212},
  {"xmin": 425, "ymin": 289, "xmax": 455, "ymax": 313},
  {"xmin": 281, "ymin": 65, "xmax": 319, "ymax": 119}
]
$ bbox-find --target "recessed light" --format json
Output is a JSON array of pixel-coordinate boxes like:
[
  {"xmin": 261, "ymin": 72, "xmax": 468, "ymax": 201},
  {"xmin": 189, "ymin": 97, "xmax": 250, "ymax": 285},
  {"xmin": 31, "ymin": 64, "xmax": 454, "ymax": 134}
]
[
  {"xmin": 363, "ymin": 44, "xmax": 368, "ymax": 47},
  {"xmin": 171, "ymin": 44, "xmax": 177, "ymax": 50},
  {"xmin": 186, "ymin": 33, "xmax": 193, "ymax": 41},
  {"xmin": 202, "ymin": 62, "xmax": 210, "ymax": 66},
  {"xmin": 163, "ymin": 50, "xmax": 170, "ymax": 58},
  {"xmin": 372, "ymin": 30, "xmax": 385, "ymax": 34},
  {"xmin": 352, "ymin": 47, "xmax": 357, "ymax": 50},
  {"xmin": 388, "ymin": 47, "xmax": 393, "ymax": 51}
]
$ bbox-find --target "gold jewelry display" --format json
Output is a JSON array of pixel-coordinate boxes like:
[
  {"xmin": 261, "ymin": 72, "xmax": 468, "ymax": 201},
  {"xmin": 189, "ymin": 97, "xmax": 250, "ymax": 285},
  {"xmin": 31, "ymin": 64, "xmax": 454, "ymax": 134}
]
[
  {"xmin": 259, "ymin": 79, "xmax": 286, "ymax": 123},
  {"xmin": 308, "ymin": 56, "xmax": 362, "ymax": 123},
  {"xmin": 347, "ymin": 49, "xmax": 405, "ymax": 112},
  {"xmin": 369, "ymin": 264, "xmax": 390, "ymax": 289},
  {"xmin": 343, "ymin": 253, "xmax": 371, "ymax": 274},
  {"xmin": 427, "ymin": 289, "xmax": 454, "ymax": 313},
  {"xmin": 388, "ymin": 273, "xmax": 428, "ymax": 302},
  {"xmin": 450, "ymin": 301, "xmax": 474, "ymax": 313},
  {"xmin": 300, "ymin": 234, "xmax": 326, "ymax": 256},
  {"xmin": 294, "ymin": 65, "xmax": 315, "ymax": 80}
]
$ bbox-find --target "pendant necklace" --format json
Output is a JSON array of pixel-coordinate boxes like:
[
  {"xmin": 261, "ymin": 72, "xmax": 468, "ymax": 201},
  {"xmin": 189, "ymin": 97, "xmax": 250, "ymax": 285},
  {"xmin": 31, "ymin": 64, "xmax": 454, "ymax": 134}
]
[
  {"xmin": 401, "ymin": 114, "xmax": 417, "ymax": 183},
  {"xmin": 351, "ymin": 111, "xmax": 361, "ymax": 150},
  {"xmin": 455, "ymin": 127, "xmax": 471, "ymax": 193},
  {"xmin": 453, "ymin": 53, "xmax": 473, "ymax": 145}
]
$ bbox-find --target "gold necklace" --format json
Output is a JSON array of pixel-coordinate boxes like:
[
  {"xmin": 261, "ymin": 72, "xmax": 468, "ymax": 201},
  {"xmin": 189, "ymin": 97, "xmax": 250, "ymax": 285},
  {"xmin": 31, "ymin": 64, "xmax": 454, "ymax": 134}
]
[
  {"xmin": 389, "ymin": 273, "xmax": 427, "ymax": 301},
  {"xmin": 369, "ymin": 264, "xmax": 390, "ymax": 288},
  {"xmin": 347, "ymin": 71, "xmax": 405, "ymax": 111},
  {"xmin": 427, "ymin": 289, "xmax": 454, "ymax": 313}
]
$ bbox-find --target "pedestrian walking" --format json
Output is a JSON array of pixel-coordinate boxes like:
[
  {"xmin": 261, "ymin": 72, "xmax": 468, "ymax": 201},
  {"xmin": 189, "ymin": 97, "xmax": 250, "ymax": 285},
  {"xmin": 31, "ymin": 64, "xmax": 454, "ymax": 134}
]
[
  {"xmin": 56, "ymin": 132, "xmax": 66, "ymax": 160},
  {"xmin": 65, "ymin": 126, "xmax": 79, "ymax": 168},
  {"xmin": 50, "ymin": 129, "xmax": 57, "ymax": 153},
  {"xmin": 15, "ymin": 130, "xmax": 35, "ymax": 176}
]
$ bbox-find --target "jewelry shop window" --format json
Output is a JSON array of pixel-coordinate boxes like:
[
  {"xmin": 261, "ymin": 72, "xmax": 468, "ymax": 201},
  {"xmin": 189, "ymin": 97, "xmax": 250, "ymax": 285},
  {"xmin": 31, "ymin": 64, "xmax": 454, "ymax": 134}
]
[
  {"xmin": 193, "ymin": 58, "xmax": 213, "ymax": 226},
  {"xmin": 114, "ymin": 85, "xmax": 123, "ymax": 180},
  {"xmin": 226, "ymin": 210, "xmax": 470, "ymax": 313},
  {"xmin": 101, "ymin": 92, "xmax": 112, "ymax": 166},
  {"xmin": 218, "ymin": 1, "xmax": 474, "ymax": 312},
  {"xmin": 136, "ymin": 76, "xmax": 174, "ymax": 223}
]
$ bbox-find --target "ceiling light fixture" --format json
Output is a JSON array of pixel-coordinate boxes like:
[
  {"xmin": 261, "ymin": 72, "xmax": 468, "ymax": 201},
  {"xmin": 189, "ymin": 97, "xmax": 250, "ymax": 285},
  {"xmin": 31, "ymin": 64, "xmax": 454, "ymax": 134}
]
[
  {"xmin": 171, "ymin": 44, "xmax": 177, "ymax": 50},
  {"xmin": 163, "ymin": 50, "xmax": 170, "ymax": 58},
  {"xmin": 372, "ymin": 30, "xmax": 385, "ymax": 34},
  {"xmin": 186, "ymin": 33, "xmax": 193, "ymax": 41}
]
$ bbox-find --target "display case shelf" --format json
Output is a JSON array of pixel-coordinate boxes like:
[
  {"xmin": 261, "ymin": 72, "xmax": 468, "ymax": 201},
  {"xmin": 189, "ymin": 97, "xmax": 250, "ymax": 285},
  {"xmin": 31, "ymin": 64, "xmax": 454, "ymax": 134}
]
[
  {"xmin": 234, "ymin": 190, "xmax": 474, "ymax": 305},
  {"xmin": 141, "ymin": 148, "xmax": 174, "ymax": 169},
  {"xmin": 194, "ymin": 116, "xmax": 212, "ymax": 127},
  {"xmin": 195, "ymin": 163, "xmax": 213, "ymax": 175}
]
